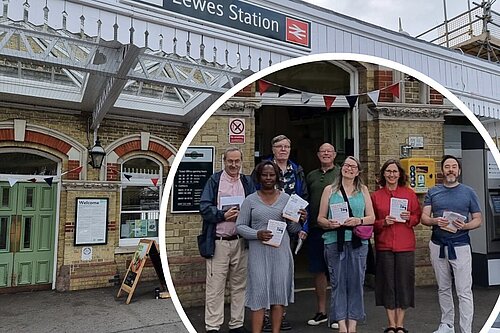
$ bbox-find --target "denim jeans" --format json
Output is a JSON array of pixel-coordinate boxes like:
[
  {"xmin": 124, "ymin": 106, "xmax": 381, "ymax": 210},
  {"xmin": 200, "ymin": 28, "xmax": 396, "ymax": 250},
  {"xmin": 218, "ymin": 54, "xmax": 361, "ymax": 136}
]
[{"xmin": 325, "ymin": 242, "xmax": 368, "ymax": 322}]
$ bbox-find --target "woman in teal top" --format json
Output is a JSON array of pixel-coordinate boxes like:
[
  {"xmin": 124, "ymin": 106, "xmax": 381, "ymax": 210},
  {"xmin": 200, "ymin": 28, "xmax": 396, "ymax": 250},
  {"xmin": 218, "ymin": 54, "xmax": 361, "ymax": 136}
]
[{"xmin": 317, "ymin": 156, "xmax": 375, "ymax": 333}]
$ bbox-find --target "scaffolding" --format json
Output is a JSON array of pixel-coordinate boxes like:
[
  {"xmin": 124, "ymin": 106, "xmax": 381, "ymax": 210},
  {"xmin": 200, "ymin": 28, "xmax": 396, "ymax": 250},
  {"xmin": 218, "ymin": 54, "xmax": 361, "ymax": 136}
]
[{"xmin": 416, "ymin": 0, "xmax": 500, "ymax": 63}]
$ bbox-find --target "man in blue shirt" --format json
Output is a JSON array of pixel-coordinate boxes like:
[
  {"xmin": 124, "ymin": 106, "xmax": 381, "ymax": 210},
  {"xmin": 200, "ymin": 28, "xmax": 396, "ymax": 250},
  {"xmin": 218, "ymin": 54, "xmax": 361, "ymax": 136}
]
[{"xmin": 421, "ymin": 155, "xmax": 482, "ymax": 333}]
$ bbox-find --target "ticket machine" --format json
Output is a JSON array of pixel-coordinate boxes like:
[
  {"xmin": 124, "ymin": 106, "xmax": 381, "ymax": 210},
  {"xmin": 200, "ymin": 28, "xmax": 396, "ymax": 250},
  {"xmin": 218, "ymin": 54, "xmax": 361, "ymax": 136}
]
[
  {"xmin": 400, "ymin": 158, "xmax": 436, "ymax": 194},
  {"xmin": 461, "ymin": 132, "xmax": 500, "ymax": 286}
]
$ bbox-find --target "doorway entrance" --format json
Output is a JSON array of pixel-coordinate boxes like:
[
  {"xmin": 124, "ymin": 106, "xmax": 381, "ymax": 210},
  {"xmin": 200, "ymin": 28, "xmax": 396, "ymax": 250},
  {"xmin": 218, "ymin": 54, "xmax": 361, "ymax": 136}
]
[{"xmin": 0, "ymin": 182, "xmax": 57, "ymax": 289}]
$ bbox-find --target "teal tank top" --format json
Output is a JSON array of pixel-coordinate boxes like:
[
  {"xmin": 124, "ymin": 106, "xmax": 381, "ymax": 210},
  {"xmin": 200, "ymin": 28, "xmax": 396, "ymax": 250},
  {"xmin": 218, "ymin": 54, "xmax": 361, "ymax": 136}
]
[{"xmin": 322, "ymin": 190, "xmax": 367, "ymax": 245}]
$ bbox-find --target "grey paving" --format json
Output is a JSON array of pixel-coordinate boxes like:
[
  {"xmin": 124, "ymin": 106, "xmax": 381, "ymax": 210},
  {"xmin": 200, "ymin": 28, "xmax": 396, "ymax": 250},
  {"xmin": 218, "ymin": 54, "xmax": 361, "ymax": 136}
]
[{"xmin": 0, "ymin": 281, "xmax": 187, "ymax": 333}]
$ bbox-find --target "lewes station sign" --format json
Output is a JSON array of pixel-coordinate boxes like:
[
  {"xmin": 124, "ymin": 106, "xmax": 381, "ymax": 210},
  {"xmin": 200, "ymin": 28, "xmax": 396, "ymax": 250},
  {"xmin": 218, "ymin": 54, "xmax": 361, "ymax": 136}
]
[{"xmin": 131, "ymin": 0, "xmax": 311, "ymax": 48}]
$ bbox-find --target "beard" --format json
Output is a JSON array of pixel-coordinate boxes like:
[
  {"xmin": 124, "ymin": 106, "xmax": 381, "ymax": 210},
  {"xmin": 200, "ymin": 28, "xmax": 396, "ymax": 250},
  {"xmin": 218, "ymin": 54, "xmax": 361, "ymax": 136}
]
[{"xmin": 445, "ymin": 173, "xmax": 458, "ymax": 183}]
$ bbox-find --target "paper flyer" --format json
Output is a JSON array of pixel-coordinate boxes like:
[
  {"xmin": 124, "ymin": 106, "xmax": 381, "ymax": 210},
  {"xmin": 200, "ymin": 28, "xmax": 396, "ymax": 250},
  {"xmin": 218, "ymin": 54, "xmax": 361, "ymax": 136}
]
[
  {"xmin": 441, "ymin": 210, "xmax": 466, "ymax": 233},
  {"xmin": 329, "ymin": 201, "xmax": 349, "ymax": 224},
  {"xmin": 390, "ymin": 197, "xmax": 408, "ymax": 222},
  {"xmin": 282, "ymin": 193, "xmax": 309, "ymax": 222},
  {"xmin": 263, "ymin": 219, "xmax": 287, "ymax": 247}
]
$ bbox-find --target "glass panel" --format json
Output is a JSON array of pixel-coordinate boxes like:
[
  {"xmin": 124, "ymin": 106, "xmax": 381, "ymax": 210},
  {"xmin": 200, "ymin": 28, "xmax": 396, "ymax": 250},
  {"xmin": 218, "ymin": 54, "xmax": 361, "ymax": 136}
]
[
  {"xmin": 122, "ymin": 186, "xmax": 159, "ymax": 211},
  {"xmin": 23, "ymin": 217, "xmax": 32, "ymax": 249},
  {"xmin": 0, "ymin": 217, "xmax": 7, "ymax": 250},
  {"xmin": 1, "ymin": 188, "xmax": 9, "ymax": 207},
  {"xmin": 120, "ymin": 211, "xmax": 159, "ymax": 239},
  {"xmin": 25, "ymin": 189, "xmax": 34, "ymax": 208},
  {"xmin": 0, "ymin": 153, "xmax": 57, "ymax": 175}
]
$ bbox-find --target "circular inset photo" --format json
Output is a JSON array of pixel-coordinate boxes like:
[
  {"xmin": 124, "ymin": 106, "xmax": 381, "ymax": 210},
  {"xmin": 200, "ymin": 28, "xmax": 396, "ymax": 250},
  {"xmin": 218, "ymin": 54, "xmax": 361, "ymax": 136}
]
[{"xmin": 160, "ymin": 54, "xmax": 500, "ymax": 333}]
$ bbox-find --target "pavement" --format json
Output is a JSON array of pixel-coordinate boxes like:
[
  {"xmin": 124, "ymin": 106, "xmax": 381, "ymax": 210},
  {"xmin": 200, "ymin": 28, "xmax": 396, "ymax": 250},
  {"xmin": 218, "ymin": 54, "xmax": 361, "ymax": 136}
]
[
  {"xmin": 184, "ymin": 277, "xmax": 500, "ymax": 333},
  {"xmin": 0, "ymin": 281, "xmax": 187, "ymax": 333},
  {"xmin": 1, "ymin": 278, "xmax": 500, "ymax": 333}
]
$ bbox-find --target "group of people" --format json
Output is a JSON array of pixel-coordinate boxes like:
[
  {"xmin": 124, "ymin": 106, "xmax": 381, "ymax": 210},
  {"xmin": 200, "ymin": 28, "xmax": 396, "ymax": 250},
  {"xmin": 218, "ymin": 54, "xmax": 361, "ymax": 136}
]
[{"xmin": 198, "ymin": 135, "xmax": 482, "ymax": 333}]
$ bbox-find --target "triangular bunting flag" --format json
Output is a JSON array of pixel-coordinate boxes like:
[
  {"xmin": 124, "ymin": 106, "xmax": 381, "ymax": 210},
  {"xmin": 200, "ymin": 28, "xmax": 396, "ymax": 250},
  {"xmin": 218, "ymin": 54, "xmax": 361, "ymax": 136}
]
[
  {"xmin": 71, "ymin": 166, "xmax": 83, "ymax": 174},
  {"xmin": 151, "ymin": 178, "xmax": 159, "ymax": 186},
  {"xmin": 44, "ymin": 177, "xmax": 53, "ymax": 187},
  {"xmin": 387, "ymin": 83, "xmax": 400, "ymax": 99},
  {"xmin": 367, "ymin": 90, "xmax": 380, "ymax": 105},
  {"xmin": 278, "ymin": 87, "xmax": 292, "ymax": 97},
  {"xmin": 124, "ymin": 174, "xmax": 132, "ymax": 181},
  {"xmin": 301, "ymin": 92, "xmax": 312, "ymax": 104},
  {"xmin": 28, "ymin": 178, "xmax": 37, "ymax": 183},
  {"xmin": 8, "ymin": 178, "xmax": 17, "ymax": 187},
  {"xmin": 258, "ymin": 80, "xmax": 271, "ymax": 95},
  {"xmin": 345, "ymin": 95, "xmax": 358, "ymax": 108},
  {"xmin": 323, "ymin": 96, "xmax": 336, "ymax": 111}
]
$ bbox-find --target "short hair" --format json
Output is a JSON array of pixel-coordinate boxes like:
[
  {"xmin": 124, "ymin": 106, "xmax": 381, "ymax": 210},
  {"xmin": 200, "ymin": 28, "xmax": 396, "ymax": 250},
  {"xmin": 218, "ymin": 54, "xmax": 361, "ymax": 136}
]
[
  {"xmin": 271, "ymin": 135, "xmax": 291, "ymax": 147},
  {"xmin": 378, "ymin": 159, "xmax": 407, "ymax": 187},
  {"xmin": 441, "ymin": 155, "xmax": 461, "ymax": 170},
  {"xmin": 253, "ymin": 160, "xmax": 282, "ymax": 187},
  {"xmin": 223, "ymin": 147, "xmax": 243, "ymax": 160}
]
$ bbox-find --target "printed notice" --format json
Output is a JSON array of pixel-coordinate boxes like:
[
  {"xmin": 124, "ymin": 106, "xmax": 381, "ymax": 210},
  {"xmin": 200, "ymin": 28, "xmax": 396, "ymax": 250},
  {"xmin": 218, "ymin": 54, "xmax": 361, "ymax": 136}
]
[
  {"xmin": 219, "ymin": 196, "xmax": 245, "ymax": 212},
  {"xmin": 329, "ymin": 202, "xmax": 349, "ymax": 224},
  {"xmin": 390, "ymin": 197, "xmax": 409, "ymax": 222},
  {"xmin": 75, "ymin": 198, "xmax": 108, "ymax": 245},
  {"xmin": 441, "ymin": 211, "xmax": 466, "ymax": 233},
  {"xmin": 282, "ymin": 193, "xmax": 309, "ymax": 222},
  {"xmin": 263, "ymin": 219, "xmax": 287, "ymax": 247}
]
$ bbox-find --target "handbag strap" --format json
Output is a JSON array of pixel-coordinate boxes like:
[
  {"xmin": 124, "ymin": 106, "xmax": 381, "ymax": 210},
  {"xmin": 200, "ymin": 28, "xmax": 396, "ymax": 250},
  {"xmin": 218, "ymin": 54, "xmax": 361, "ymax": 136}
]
[{"xmin": 339, "ymin": 185, "xmax": 353, "ymax": 217}]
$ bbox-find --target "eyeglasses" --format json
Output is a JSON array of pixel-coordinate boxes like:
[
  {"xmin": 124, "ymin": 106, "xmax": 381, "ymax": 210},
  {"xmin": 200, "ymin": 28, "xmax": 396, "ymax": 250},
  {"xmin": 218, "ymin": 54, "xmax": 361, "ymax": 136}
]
[
  {"xmin": 319, "ymin": 150, "xmax": 335, "ymax": 154},
  {"xmin": 273, "ymin": 145, "xmax": 291, "ymax": 150},
  {"xmin": 342, "ymin": 163, "xmax": 358, "ymax": 170}
]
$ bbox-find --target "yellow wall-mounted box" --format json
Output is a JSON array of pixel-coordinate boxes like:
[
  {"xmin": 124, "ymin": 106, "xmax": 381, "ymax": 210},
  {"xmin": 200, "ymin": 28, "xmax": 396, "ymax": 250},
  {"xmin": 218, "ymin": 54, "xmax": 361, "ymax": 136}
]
[{"xmin": 400, "ymin": 158, "xmax": 436, "ymax": 194}]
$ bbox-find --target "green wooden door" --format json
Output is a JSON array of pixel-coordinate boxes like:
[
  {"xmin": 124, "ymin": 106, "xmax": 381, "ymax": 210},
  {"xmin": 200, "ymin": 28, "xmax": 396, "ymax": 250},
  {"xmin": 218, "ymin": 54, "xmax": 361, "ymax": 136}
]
[{"xmin": 0, "ymin": 182, "xmax": 56, "ymax": 287}]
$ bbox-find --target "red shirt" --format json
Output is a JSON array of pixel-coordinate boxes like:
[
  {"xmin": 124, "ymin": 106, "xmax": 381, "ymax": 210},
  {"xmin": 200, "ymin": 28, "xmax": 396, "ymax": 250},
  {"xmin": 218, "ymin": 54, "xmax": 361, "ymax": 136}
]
[{"xmin": 371, "ymin": 186, "xmax": 421, "ymax": 252}]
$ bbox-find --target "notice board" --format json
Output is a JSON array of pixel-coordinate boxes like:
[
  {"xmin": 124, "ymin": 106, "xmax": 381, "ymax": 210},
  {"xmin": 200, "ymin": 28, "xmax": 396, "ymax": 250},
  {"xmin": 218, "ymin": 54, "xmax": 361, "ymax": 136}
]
[
  {"xmin": 171, "ymin": 146, "xmax": 214, "ymax": 213},
  {"xmin": 74, "ymin": 198, "xmax": 108, "ymax": 245},
  {"xmin": 117, "ymin": 239, "xmax": 166, "ymax": 304}
]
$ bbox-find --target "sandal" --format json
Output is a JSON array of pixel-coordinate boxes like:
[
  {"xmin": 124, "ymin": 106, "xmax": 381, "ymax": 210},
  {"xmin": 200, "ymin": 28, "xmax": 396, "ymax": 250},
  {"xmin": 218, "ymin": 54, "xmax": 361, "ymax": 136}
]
[
  {"xmin": 384, "ymin": 328, "xmax": 397, "ymax": 333},
  {"xmin": 396, "ymin": 328, "xmax": 408, "ymax": 333}
]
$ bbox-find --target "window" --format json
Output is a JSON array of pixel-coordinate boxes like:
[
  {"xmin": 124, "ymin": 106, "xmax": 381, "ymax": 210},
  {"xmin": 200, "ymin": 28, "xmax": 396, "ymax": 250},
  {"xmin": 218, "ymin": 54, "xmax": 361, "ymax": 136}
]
[{"xmin": 119, "ymin": 157, "xmax": 162, "ymax": 247}]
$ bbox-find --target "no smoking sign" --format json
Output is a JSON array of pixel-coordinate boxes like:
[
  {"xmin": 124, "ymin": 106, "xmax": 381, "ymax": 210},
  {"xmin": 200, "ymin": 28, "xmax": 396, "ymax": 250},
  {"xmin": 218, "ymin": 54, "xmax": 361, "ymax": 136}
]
[{"xmin": 229, "ymin": 118, "xmax": 245, "ymax": 144}]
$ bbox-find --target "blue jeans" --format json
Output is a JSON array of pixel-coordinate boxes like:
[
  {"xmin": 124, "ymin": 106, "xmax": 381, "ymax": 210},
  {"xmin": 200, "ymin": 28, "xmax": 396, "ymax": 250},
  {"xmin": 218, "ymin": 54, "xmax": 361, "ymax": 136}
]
[{"xmin": 325, "ymin": 242, "xmax": 368, "ymax": 322}]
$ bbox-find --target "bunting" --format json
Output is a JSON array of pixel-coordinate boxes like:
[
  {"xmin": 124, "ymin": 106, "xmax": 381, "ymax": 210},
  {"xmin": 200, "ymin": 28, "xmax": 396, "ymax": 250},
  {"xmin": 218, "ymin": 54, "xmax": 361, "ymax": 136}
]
[
  {"xmin": 61, "ymin": 165, "xmax": 83, "ymax": 176},
  {"xmin": 44, "ymin": 177, "xmax": 53, "ymax": 187},
  {"xmin": 27, "ymin": 178, "xmax": 37, "ymax": 183},
  {"xmin": 323, "ymin": 96, "xmax": 336, "ymax": 111},
  {"xmin": 258, "ymin": 79, "xmax": 403, "ymax": 111},
  {"xmin": 8, "ymin": 178, "xmax": 17, "ymax": 187},
  {"xmin": 151, "ymin": 178, "xmax": 159, "ymax": 186},
  {"xmin": 124, "ymin": 174, "xmax": 132, "ymax": 181}
]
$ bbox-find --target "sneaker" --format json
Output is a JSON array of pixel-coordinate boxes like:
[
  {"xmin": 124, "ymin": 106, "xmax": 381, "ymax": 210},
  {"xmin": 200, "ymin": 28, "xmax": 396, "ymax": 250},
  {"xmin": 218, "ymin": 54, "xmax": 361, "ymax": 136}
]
[
  {"xmin": 281, "ymin": 319, "xmax": 292, "ymax": 331},
  {"xmin": 433, "ymin": 323, "xmax": 454, "ymax": 333},
  {"xmin": 229, "ymin": 327, "xmax": 249, "ymax": 333},
  {"xmin": 330, "ymin": 321, "xmax": 339, "ymax": 329},
  {"xmin": 307, "ymin": 313, "xmax": 328, "ymax": 326},
  {"xmin": 262, "ymin": 316, "xmax": 272, "ymax": 332}
]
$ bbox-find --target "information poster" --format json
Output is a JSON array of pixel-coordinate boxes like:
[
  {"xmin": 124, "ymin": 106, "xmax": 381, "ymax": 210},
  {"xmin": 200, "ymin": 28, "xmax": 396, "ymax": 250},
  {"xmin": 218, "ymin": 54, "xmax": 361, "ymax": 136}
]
[
  {"xmin": 171, "ymin": 146, "xmax": 214, "ymax": 213},
  {"xmin": 74, "ymin": 198, "xmax": 109, "ymax": 245}
]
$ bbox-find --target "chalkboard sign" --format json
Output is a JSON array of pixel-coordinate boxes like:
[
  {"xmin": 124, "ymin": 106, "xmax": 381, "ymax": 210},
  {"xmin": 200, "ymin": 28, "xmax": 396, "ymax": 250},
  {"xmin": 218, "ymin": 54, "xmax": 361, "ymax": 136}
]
[
  {"xmin": 117, "ymin": 239, "xmax": 166, "ymax": 304},
  {"xmin": 171, "ymin": 146, "xmax": 215, "ymax": 213}
]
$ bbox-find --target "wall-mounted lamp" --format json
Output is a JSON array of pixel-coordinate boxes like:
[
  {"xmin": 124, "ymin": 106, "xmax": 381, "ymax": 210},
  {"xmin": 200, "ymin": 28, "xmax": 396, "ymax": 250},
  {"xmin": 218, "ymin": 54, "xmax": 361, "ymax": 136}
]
[{"xmin": 89, "ymin": 137, "xmax": 106, "ymax": 169}]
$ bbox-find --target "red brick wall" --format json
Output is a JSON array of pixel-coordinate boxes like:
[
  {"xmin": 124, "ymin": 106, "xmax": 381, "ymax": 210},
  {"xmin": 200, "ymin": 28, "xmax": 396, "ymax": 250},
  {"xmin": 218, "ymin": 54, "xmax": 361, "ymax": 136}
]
[{"xmin": 375, "ymin": 70, "xmax": 394, "ymax": 102}]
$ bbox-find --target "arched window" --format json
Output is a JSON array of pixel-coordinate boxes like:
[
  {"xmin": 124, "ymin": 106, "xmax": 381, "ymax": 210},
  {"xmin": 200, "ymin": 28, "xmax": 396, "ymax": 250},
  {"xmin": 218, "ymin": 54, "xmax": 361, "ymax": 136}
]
[
  {"xmin": 0, "ymin": 152, "xmax": 58, "ymax": 175},
  {"xmin": 119, "ymin": 157, "xmax": 162, "ymax": 247}
]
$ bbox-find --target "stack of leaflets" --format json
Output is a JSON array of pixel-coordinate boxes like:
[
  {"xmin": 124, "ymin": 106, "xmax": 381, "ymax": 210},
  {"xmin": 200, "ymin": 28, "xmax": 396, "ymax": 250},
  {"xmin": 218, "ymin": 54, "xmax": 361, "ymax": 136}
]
[
  {"xmin": 282, "ymin": 193, "xmax": 309, "ymax": 222},
  {"xmin": 263, "ymin": 219, "xmax": 287, "ymax": 247},
  {"xmin": 219, "ymin": 196, "xmax": 245, "ymax": 212},
  {"xmin": 390, "ymin": 197, "xmax": 409, "ymax": 222},
  {"xmin": 441, "ymin": 211, "xmax": 466, "ymax": 233},
  {"xmin": 329, "ymin": 201, "xmax": 349, "ymax": 224}
]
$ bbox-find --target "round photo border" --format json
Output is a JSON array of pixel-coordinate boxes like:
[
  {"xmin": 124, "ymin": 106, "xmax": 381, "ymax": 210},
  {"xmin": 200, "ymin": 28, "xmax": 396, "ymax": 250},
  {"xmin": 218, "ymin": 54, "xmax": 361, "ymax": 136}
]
[{"xmin": 158, "ymin": 53, "xmax": 500, "ymax": 333}]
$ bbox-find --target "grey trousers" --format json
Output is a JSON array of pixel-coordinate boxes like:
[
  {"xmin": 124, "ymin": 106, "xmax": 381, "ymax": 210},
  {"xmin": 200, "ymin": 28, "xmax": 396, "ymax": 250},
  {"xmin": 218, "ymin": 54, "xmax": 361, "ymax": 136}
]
[
  {"xmin": 429, "ymin": 241, "xmax": 473, "ymax": 333},
  {"xmin": 205, "ymin": 238, "xmax": 248, "ymax": 331}
]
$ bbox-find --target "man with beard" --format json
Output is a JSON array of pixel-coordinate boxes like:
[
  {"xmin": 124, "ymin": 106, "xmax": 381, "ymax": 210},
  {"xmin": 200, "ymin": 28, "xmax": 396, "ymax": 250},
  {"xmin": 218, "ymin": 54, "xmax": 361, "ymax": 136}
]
[
  {"xmin": 421, "ymin": 155, "xmax": 482, "ymax": 333},
  {"xmin": 199, "ymin": 147, "xmax": 256, "ymax": 333}
]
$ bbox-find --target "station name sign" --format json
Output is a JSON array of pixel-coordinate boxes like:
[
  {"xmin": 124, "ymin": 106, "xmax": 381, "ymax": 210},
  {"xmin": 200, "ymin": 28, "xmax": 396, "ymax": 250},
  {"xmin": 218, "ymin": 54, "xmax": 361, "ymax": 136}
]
[{"xmin": 132, "ymin": 0, "xmax": 310, "ymax": 48}]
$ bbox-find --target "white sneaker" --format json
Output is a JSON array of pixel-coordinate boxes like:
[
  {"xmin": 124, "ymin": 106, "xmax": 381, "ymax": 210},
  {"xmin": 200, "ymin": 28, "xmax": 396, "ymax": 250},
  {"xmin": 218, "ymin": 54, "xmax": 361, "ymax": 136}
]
[
  {"xmin": 433, "ymin": 323, "xmax": 454, "ymax": 333},
  {"xmin": 330, "ymin": 322, "xmax": 339, "ymax": 329}
]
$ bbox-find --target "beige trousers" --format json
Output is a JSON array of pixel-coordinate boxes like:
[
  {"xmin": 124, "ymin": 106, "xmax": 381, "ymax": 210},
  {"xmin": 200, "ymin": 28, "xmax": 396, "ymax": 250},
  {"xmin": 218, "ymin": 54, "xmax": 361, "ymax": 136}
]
[{"xmin": 205, "ymin": 238, "xmax": 248, "ymax": 331}]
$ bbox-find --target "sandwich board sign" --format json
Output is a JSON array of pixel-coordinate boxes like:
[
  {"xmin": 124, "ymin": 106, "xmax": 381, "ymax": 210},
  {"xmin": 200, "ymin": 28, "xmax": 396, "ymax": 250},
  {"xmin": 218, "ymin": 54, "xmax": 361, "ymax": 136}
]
[{"xmin": 117, "ymin": 239, "xmax": 166, "ymax": 304}]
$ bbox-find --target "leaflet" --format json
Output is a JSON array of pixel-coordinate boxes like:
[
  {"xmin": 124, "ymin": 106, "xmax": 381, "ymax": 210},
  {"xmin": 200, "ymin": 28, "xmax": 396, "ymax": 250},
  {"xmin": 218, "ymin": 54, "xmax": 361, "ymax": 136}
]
[
  {"xmin": 282, "ymin": 193, "xmax": 309, "ymax": 222},
  {"xmin": 441, "ymin": 210, "xmax": 466, "ymax": 233},
  {"xmin": 294, "ymin": 238, "xmax": 304, "ymax": 255},
  {"xmin": 219, "ymin": 196, "xmax": 245, "ymax": 211},
  {"xmin": 329, "ymin": 201, "xmax": 350, "ymax": 224},
  {"xmin": 390, "ymin": 197, "xmax": 408, "ymax": 222},
  {"xmin": 263, "ymin": 219, "xmax": 287, "ymax": 248}
]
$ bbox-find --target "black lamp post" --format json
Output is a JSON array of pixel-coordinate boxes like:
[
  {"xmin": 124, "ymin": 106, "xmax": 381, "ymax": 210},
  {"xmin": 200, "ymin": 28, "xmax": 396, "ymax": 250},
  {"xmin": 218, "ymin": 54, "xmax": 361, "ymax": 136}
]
[{"xmin": 89, "ymin": 137, "xmax": 106, "ymax": 169}]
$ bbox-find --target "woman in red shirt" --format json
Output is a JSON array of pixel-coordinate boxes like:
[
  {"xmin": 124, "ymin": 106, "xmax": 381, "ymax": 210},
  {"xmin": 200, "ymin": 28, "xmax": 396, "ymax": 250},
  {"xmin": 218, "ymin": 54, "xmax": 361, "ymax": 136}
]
[{"xmin": 371, "ymin": 159, "xmax": 421, "ymax": 333}]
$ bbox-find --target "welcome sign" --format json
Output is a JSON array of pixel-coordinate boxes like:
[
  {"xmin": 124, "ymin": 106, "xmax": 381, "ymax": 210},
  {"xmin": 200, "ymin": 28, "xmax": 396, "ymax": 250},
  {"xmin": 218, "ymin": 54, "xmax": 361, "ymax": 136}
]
[{"xmin": 131, "ymin": 0, "xmax": 311, "ymax": 48}]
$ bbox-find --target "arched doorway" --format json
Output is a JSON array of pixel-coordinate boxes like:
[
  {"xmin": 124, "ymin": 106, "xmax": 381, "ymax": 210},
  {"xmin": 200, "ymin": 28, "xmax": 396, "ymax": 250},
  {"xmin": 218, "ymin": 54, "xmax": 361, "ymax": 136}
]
[{"xmin": 0, "ymin": 151, "xmax": 59, "ymax": 290}]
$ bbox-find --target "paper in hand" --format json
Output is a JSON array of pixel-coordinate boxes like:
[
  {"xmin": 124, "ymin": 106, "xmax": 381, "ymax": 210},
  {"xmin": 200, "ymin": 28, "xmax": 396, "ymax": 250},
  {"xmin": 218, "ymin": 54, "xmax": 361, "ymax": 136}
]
[
  {"xmin": 294, "ymin": 238, "xmax": 303, "ymax": 255},
  {"xmin": 282, "ymin": 193, "xmax": 309, "ymax": 222},
  {"xmin": 263, "ymin": 219, "xmax": 288, "ymax": 247},
  {"xmin": 390, "ymin": 197, "xmax": 408, "ymax": 222},
  {"xmin": 441, "ymin": 211, "xmax": 466, "ymax": 233},
  {"xmin": 329, "ymin": 202, "xmax": 349, "ymax": 224}
]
